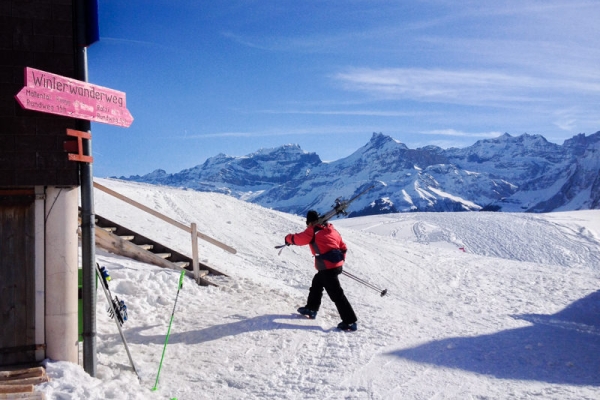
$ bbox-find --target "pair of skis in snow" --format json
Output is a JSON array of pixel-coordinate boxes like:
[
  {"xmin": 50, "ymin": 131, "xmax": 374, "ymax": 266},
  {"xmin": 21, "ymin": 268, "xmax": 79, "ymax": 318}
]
[
  {"xmin": 96, "ymin": 263, "xmax": 186, "ymax": 389},
  {"xmin": 95, "ymin": 263, "xmax": 139, "ymax": 379}
]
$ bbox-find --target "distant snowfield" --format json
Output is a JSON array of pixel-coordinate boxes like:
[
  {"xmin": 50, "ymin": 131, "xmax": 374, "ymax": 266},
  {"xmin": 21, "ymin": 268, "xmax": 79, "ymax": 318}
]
[{"xmin": 40, "ymin": 179, "xmax": 600, "ymax": 399}]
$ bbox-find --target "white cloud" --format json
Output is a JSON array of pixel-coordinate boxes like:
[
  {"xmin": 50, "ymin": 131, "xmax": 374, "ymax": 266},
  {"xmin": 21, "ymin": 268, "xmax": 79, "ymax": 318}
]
[
  {"xmin": 420, "ymin": 129, "xmax": 503, "ymax": 138},
  {"xmin": 334, "ymin": 67, "xmax": 600, "ymax": 107},
  {"xmin": 255, "ymin": 109, "xmax": 420, "ymax": 117},
  {"xmin": 179, "ymin": 126, "xmax": 372, "ymax": 140}
]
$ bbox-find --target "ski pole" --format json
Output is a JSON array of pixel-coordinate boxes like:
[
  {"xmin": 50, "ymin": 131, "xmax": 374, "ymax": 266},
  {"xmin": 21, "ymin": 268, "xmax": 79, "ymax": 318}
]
[
  {"xmin": 342, "ymin": 270, "xmax": 388, "ymax": 297},
  {"xmin": 152, "ymin": 270, "xmax": 186, "ymax": 391},
  {"xmin": 275, "ymin": 244, "xmax": 288, "ymax": 256},
  {"xmin": 343, "ymin": 270, "xmax": 386, "ymax": 295}
]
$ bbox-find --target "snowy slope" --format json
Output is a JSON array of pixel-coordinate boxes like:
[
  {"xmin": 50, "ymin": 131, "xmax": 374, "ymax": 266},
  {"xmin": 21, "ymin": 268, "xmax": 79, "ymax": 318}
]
[{"xmin": 38, "ymin": 178, "xmax": 600, "ymax": 399}]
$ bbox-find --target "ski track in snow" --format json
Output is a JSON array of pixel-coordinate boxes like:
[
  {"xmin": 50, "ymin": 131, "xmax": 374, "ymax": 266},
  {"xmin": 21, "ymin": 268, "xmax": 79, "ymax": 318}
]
[
  {"xmin": 343, "ymin": 212, "xmax": 600, "ymax": 268},
  {"xmin": 39, "ymin": 179, "xmax": 600, "ymax": 399}
]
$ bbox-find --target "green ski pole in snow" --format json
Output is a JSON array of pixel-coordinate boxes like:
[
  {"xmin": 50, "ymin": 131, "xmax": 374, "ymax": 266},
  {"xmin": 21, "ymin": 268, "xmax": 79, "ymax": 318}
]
[{"xmin": 152, "ymin": 270, "xmax": 186, "ymax": 391}]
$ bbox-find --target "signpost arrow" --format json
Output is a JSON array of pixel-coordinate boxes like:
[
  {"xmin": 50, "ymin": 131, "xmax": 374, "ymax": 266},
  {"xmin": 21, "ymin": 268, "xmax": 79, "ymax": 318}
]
[{"xmin": 15, "ymin": 67, "xmax": 133, "ymax": 128}]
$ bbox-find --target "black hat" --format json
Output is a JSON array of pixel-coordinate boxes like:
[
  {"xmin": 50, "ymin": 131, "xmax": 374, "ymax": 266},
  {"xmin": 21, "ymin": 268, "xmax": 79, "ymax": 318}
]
[{"xmin": 306, "ymin": 210, "xmax": 319, "ymax": 224}]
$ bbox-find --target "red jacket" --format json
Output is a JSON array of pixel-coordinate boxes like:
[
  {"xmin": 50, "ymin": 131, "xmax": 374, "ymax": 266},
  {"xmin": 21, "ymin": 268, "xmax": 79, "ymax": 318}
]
[{"xmin": 285, "ymin": 223, "xmax": 347, "ymax": 271}]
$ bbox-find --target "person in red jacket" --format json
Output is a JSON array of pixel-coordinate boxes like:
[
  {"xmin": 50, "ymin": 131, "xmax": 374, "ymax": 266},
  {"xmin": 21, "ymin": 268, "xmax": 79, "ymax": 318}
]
[{"xmin": 285, "ymin": 210, "xmax": 358, "ymax": 331}]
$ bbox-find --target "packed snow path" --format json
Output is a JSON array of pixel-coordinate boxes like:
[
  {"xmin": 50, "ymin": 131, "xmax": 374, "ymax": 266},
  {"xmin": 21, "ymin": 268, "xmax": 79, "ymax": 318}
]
[{"xmin": 40, "ymin": 180, "xmax": 600, "ymax": 399}]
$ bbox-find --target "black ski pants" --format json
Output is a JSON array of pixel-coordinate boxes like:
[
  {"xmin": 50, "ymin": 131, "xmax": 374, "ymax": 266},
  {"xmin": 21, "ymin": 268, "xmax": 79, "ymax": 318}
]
[{"xmin": 306, "ymin": 267, "xmax": 357, "ymax": 324}]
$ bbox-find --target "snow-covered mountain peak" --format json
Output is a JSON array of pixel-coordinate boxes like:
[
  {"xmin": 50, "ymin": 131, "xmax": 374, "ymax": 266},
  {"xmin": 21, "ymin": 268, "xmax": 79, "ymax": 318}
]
[
  {"xmin": 249, "ymin": 143, "xmax": 318, "ymax": 160},
  {"xmin": 563, "ymin": 131, "xmax": 600, "ymax": 155},
  {"xmin": 122, "ymin": 131, "xmax": 600, "ymax": 215},
  {"xmin": 365, "ymin": 132, "xmax": 409, "ymax": 151},
  {"xmin": 446, "ymin": 133, "xmax": 564, "ymax": 169}
]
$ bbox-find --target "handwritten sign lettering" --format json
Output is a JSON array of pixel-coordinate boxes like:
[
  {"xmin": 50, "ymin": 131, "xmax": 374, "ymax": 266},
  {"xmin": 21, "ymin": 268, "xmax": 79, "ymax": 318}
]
[{"xmin": 15, "ymin": 67, "xmax": 133, "ymax": 128}]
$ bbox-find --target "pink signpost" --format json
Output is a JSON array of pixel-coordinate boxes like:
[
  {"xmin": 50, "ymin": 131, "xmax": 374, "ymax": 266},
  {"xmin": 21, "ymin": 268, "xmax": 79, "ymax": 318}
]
[{"xmin": 15, "ymin": 67, "xmax": 133, "ymax": 127}]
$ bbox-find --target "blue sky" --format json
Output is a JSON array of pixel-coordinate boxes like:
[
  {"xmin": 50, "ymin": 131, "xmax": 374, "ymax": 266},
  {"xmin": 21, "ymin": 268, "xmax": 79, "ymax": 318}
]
[{"xmin": 87, "ymin": 0, "xmax": 600, "ymax": 177}]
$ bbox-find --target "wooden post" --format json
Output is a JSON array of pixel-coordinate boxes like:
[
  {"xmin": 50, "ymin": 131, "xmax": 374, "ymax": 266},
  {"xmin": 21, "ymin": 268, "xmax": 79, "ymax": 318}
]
[{"xmin": 191, "ymin": 223, "xmax": 199, "ymax": 283}]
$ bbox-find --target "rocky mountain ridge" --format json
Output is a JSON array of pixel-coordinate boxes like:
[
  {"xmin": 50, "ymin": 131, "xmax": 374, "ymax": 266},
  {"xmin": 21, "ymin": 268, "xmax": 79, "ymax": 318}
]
[{"xmin": 121, "ymin": 131, "xmax": 600, "ymax": 216}]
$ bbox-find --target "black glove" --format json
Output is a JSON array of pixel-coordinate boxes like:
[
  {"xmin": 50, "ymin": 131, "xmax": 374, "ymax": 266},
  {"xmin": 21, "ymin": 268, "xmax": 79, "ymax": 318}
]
[{"xmin": 285, "ymin": 234, "xmax": 293, "ymax": 245}]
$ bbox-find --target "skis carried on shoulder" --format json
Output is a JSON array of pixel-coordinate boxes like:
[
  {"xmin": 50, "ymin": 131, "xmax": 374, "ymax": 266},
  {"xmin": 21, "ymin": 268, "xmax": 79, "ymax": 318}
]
[
  {"xmin": 314, "ymin": 184, "xmax": 375, "ymax": 226},
  {"xmin": 275, "ymin": 184, "xmax": 375, "ymax": 254},
  {"xmin": 95, "ymin": 263, "xmax": 140, "ymax": 380}
]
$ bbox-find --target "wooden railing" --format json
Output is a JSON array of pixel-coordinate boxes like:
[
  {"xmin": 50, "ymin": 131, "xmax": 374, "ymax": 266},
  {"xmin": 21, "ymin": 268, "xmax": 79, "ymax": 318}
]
[{"xmin": 93, "ymin": 181, "xmax": 236, "ymax": 283}]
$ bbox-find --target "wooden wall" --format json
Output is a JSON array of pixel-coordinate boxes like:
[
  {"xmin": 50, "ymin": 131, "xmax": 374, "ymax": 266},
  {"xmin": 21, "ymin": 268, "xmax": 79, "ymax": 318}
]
[
  {"xmin": 0, "ymin": 0, "xmax": 85, "ymax": 366},
  {"xmin": 0, "ymin": 191, "xmax": 36, "ymax": 365},
  {"xmin": 0, "ymin": 0, "xmax": 79, "ymax": 187}
]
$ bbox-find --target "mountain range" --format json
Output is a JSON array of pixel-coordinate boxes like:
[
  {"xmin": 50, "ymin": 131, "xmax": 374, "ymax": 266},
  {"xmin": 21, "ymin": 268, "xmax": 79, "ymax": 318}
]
[{"xmin": 120, "ymin": 131, "xmax": 600, "ymax": 216}]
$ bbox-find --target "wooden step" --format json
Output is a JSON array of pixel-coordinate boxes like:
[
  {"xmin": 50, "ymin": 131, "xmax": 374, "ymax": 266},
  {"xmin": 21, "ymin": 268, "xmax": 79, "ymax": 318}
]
[
  {"xmin": 88, "ymin": 210, "xmax": 230, "ymax": 286},
  {"xmin": 138, "ymin": 244, "xmax": 153, "ymax": 250},
  {"xmin": 0, "ymin": 366, "xmax": 49, "ymax": 398},
  {"xmin": 0, "ymin": 391, "xmax": 46, "ymax": 399},
  {"xmin": 0, "ymin": 385, "xmax": 34, "ymax": 394},
  {"xmin": 102, "ymin": 227, "xmax": 117, "ymax": 233}
]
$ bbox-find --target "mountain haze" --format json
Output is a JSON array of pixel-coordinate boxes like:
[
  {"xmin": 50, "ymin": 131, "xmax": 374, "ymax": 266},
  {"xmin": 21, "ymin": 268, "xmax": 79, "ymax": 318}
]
[{"xmin": 121, "ymin": 131, "xmax": 600, "ymax": 216}]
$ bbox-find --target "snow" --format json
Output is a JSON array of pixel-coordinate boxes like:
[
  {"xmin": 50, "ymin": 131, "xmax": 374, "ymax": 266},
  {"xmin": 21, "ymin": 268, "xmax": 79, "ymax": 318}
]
[
  {"xmin": 427, "ymin": 187, "xmax": 482, "ymax": 211},
  {"xmin": 39, "ymin": 178, "xmax": 600, "ymax": 399}
]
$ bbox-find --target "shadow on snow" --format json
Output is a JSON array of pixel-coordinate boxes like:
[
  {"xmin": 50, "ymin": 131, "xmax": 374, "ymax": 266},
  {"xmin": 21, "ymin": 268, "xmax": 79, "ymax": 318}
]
[
  {"xmin": 121, "ymin": 314, "xmax": 329, "ymax": 346},
  {"xmin": 386, "ymin": 290, "xmax": 600, "ymax": 386}
]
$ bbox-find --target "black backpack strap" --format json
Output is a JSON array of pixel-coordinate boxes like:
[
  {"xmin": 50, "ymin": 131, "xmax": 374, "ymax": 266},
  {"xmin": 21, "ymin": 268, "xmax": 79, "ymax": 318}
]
[{"xmin": 310, "ymin": 225, "xmax": 323, "ymax": 244}]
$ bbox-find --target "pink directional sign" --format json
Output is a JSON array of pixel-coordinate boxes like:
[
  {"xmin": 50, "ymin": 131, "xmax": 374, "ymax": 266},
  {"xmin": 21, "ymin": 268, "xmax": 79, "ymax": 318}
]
[{"xmin": 15, "ymin": 67, "xmax": 133, "ymax": 127}]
